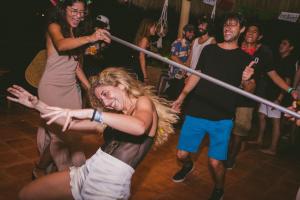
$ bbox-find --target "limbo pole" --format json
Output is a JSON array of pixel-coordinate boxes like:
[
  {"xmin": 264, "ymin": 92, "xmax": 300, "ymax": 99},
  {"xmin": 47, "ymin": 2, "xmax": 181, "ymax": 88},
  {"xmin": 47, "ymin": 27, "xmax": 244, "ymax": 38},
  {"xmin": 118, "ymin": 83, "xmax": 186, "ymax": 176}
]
[{"xmin": 110, "ymin": 35, "xmax": 300, "ymax": 119}]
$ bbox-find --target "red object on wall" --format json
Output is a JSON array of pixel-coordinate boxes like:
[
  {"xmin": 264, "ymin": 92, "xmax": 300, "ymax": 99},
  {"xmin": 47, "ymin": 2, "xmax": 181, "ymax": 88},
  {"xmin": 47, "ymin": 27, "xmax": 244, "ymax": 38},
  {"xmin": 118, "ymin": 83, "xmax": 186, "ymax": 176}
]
[{"xmin": 217, "ymin": 0, "xmax": 234, "ymax": 11}]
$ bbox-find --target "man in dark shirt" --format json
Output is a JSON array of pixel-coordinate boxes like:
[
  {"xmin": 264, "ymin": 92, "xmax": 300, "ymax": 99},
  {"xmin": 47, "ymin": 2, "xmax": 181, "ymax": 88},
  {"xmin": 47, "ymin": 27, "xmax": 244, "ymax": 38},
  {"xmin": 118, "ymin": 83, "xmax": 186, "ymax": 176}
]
[
  {"xmin": 171, "ymin": 13, "xmax": 254, "ymax": 200},
  {"xmin": 258, "ymin": 37, "xmax": 297, "ymax": 155},
  {"xmin": 227, "ymin": 23, "xmax": 298, "ymax": 168}
]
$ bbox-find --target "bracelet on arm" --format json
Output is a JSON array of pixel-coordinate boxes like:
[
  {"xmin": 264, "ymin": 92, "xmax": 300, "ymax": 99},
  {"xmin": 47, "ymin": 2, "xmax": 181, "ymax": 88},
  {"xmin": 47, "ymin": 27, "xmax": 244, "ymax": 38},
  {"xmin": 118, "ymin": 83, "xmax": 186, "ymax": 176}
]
[
  {"xmin": 91, "ymin": 109, "xmax": 97, "ymax": 121},
  {"xmin": 94, "ymin": 110, "xmax": 104, "ymax": 123},
  {"xmin": 287, "ymin": 87, "xmax": 296, "ymax": 94}
]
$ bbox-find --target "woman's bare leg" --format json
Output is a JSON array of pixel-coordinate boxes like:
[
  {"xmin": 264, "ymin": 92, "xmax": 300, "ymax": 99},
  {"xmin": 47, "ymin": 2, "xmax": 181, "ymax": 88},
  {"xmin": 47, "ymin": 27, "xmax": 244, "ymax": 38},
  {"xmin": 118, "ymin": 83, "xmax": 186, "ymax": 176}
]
[
  {"xmin": 19, "ymin": 170, "xmax": 74, "ymax": 200},
  {"xmin": 34, "ymin": 127, "xmax": 54, "ymax": 178},
  {"xmin": 49, "ymin": 132, "xmax": 72, "ymax": 171},
  {"xmin": 32, "ymin": 144, "xmax": 54, "ymax": 179}
]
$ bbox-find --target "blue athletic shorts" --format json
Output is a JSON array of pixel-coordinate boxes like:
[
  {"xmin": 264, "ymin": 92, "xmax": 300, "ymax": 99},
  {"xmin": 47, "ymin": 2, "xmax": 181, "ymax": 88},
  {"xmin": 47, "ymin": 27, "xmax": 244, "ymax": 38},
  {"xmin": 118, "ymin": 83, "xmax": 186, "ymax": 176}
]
[{"xmin": 177, "ymin": 115, "xmax": 233, "ymax": 160}]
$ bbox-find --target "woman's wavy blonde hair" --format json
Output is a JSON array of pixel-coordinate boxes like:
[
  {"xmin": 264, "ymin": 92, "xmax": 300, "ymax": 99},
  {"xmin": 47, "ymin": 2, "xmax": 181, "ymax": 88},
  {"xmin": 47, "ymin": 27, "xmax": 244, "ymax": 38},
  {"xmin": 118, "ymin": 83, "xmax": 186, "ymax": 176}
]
[{"xmin": 89, "ymin": 67, "xmax": 178, "ymax": 146}]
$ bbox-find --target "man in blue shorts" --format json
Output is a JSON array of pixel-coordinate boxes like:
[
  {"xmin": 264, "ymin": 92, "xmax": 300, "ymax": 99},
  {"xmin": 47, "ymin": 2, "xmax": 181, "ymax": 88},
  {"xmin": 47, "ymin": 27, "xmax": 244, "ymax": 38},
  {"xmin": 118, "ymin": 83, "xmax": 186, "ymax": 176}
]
[{"xmin": 172, "ymin": 13, "xmax": 254, "ymax": 200}]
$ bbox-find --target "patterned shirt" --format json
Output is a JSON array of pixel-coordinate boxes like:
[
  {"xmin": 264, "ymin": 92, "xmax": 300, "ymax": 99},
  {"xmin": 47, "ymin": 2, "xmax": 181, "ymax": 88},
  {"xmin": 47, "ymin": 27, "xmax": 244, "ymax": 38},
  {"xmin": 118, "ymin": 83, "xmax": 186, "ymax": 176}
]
[{"xmin": 169, "ymin": 38, "xmax": 191, "ymax": 79}]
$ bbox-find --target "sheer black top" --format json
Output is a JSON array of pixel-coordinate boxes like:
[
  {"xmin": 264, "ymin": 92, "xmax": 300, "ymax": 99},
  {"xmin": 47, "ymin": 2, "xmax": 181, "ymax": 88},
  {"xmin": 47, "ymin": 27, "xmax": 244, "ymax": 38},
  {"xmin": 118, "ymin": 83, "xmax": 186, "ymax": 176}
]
[{"xmin": 101, "ymin": 127, "xmax": 154, "ymax": 169}]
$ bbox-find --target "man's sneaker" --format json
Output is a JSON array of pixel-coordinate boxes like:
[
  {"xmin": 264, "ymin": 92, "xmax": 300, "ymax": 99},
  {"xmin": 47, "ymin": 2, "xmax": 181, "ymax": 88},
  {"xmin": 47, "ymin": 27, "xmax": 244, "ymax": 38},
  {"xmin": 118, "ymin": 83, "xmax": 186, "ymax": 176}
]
[
  {"xmin": 208, "ymin": 187, "xmax": 224, "ymax": 200},
  {"xmin": 172, "ymin": 162, "xmax": 194, "ymax": 183}
]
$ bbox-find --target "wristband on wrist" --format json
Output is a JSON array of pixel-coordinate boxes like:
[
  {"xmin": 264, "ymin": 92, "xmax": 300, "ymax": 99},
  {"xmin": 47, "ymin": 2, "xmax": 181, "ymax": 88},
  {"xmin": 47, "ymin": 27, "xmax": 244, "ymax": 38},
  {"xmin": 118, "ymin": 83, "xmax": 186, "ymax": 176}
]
[
  {"xmin": 94, "ymin": 110, "xmax": 104, "ymax": 123},
  {"xmin": 91, "ymin": 109, "xmax": 97, "ymax": 121},
  {"xmin": 287, "ymin": 87, "xmax": 295, "ymax": 94}
]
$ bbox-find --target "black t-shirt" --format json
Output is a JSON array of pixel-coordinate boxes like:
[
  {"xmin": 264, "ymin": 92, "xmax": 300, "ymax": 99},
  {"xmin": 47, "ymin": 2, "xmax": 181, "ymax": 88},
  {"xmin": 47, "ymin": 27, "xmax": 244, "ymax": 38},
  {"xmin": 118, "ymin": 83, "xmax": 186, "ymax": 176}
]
[
  {"xmin": 185, "ymin": 44, "xmax": 251, "ymax": 120},
  {"xmin": 237, "ymin": 45, "xmax": 275, "ymax": 107},
  {"xmin": 266, "ymin": 55, "xmax": 297, "ymax": 102},
  {"xmin": 253, "ymin": 45, "xmax": 275, "ymax": 97}
]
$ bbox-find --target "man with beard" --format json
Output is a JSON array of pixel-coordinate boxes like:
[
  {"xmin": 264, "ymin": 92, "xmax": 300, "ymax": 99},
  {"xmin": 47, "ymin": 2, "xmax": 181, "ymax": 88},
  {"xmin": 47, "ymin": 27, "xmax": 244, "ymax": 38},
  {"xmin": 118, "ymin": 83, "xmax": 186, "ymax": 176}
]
[
  {"xmin": 186, "ymin": 15, "xmax": 216, "ymax": 73},
  {"xmin": 227, "ymin": 23, "xmax": 298, "ymax": 169},
  {"xmin": 171, "ymin": 13, "xmax": 254, "ymax": 200},
  {"xmin": 165, "ymin": 24, "xmax": 195, "ymax": 100}
]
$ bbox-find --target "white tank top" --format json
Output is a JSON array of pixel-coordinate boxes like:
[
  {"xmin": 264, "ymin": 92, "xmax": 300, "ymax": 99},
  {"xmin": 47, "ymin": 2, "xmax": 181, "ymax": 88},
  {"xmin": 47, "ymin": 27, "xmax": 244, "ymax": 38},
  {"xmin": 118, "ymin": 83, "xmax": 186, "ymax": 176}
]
[{"xmin": 190, "ymin": 37, "xmax": 214, "ymax": 70}]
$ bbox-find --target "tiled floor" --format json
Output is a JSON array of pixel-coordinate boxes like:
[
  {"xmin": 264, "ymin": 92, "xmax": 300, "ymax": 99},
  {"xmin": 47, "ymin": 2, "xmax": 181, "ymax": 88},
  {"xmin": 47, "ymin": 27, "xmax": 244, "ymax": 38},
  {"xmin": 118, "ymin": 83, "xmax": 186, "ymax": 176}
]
[{"xmin": 0, "ymin": 103, "xmax": 299, "ymax": 200}]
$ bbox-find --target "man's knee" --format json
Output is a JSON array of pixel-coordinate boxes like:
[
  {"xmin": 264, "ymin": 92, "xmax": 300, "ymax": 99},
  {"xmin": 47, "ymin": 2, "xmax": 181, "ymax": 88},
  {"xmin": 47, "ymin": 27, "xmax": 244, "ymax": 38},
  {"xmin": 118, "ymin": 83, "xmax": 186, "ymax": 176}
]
[{"xmin": 208, "ymin": 158, "xmax": 223, "ymax": 169}]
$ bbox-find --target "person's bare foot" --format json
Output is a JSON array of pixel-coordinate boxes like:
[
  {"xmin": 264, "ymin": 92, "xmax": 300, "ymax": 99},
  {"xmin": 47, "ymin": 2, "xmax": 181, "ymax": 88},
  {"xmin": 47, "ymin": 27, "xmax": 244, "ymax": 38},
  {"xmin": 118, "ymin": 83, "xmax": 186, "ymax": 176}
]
[{"xmin": 260, "ymin": 148, "xmax": 276, "ymax": 156}]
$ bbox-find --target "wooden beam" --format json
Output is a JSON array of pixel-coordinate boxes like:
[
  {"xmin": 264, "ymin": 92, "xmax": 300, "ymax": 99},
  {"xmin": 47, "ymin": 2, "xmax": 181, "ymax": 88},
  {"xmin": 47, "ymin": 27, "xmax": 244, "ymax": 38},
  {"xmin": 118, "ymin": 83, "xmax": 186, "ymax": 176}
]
[{"xmin": 177, "ymin": 0, "xmax": 191, "ymax": 38}]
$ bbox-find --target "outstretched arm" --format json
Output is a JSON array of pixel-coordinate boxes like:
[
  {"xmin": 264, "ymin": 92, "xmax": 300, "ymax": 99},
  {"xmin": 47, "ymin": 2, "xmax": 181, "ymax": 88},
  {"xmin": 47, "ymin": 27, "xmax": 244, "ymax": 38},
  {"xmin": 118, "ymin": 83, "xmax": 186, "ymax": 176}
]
[
  {"xmin": 6, "ymin": 85, "xmax": 104, "ymax": 133},
  {"xmin": 172, "ymin": 73, "xmax": 200, "ymax": 112},
  {"xmin": 285, "ymin": 103, "xmax": 300, "ymax": 126},
  {"xmin": 267, "ymin": 70, "xmax": 297, "ymax": 99},
  {"xmin": 48, "ymin": 23, "xmax": 111, "ymax": 52},
  {"xmin": 42, "ymin": 96, "xmax": 154, "ymax": 136}
]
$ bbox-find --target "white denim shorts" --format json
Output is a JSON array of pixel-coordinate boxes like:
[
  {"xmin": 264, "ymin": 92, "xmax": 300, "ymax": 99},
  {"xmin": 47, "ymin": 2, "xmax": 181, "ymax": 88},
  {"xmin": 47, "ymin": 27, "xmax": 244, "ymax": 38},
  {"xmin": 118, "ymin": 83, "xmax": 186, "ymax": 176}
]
[
  {"xmin": 258, "ymin": 103, "xmax": 281, "ymax": 119},
  {"xmin": 70, "ymin": 148, "xmax": 134, "ymax": 200}
]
